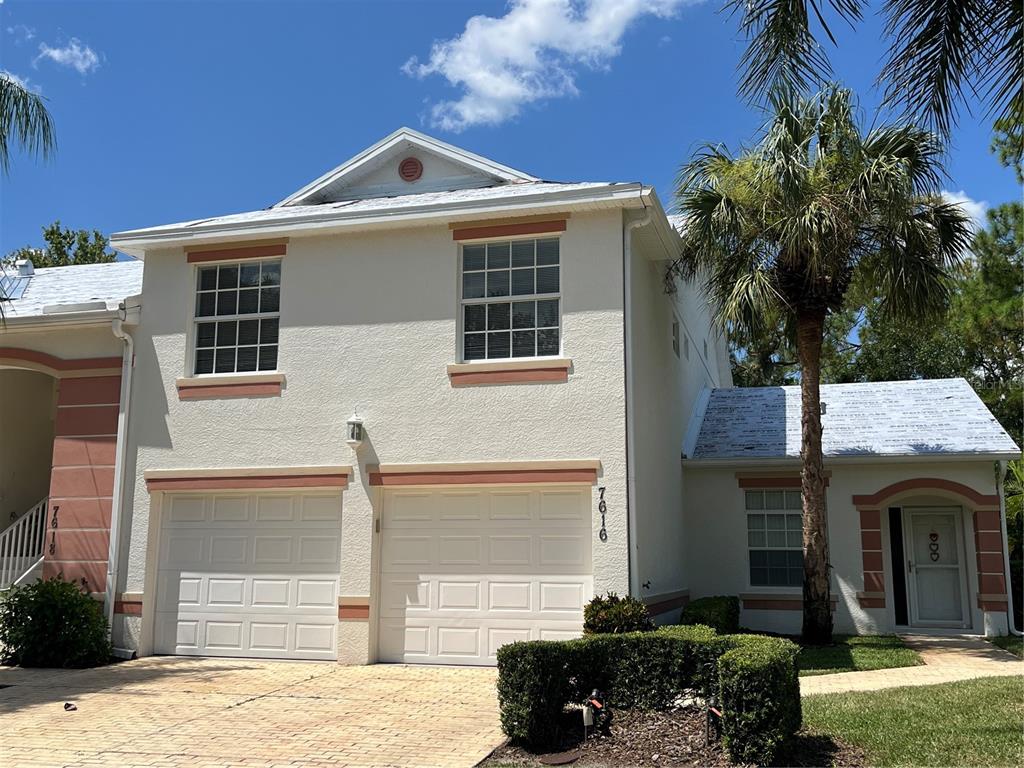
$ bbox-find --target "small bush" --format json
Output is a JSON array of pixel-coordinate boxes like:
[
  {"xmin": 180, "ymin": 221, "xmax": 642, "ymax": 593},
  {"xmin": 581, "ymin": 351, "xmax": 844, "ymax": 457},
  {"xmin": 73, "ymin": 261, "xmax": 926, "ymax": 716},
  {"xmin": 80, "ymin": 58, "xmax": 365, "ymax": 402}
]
[
  {"xmin": 681, "ymin": 595, "xmax": 740, "ymax": 634},
  {"xmin": 498, "ymin": 624, "xmax": 724, "ymax": 747},
  {"xmin": 0, "ymin": 576, "xmax": 111, "ymax": 668},
  {"xmin": 583, "ymin": 592, "xmax": 655, "ymax": 634},
  {"xmin": 718, "ymin": 635, "xmax": 802, "ymax": 764}
]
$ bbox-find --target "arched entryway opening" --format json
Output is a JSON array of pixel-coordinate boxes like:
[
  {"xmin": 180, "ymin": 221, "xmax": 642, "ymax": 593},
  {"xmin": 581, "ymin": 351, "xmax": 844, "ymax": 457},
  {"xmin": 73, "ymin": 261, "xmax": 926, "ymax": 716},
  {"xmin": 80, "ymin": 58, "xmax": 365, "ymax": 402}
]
[{"xmin": 853, "ymin": 478, "xmax": 1006, "ymax": 632}]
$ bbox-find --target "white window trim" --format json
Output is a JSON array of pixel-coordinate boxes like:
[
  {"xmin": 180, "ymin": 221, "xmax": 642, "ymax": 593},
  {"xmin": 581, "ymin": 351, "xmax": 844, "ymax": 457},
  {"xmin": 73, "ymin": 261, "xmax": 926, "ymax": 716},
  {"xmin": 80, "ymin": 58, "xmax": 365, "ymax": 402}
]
[
  {"xmin": 745, "ymin": 488, "xmax": 804, "ymax": 590},
  {"xmin": 457, "ymin": 234, "xmax": 563, "ymax": 364},
  {"xmin": 187, "ymin": 257, "xmax": 283, "ymax": 377}
]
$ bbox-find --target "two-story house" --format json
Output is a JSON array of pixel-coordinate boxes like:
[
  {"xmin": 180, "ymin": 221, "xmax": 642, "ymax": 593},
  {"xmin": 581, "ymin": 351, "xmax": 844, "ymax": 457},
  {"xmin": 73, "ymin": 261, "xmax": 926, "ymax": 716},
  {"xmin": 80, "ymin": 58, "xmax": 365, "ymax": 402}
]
[{"xmin": 0, "ymin": 128, "xmax": 1016, "ymax": 665}]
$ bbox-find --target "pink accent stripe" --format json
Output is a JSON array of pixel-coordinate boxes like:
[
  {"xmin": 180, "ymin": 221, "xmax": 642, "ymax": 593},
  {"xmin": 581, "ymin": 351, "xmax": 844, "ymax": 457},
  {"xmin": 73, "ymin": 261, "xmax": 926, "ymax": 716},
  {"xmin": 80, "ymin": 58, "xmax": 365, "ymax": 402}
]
[
  {"xmin": 644, "ymin": 594, "xmax": 690, "ymax": 616},
  {"xmin": 369, "ymin": 468, "xmax": 597, "ymax": 486},
  {"xmin": 114, "ymin": 600, "xmax": 143, "ymax": 616},
  {"xmin": 186, "ymin": 243, "xmax": 287, "ymax": 263},
  {"xmin": 339, "ymin": 605, "xmax": 370, "ymax": 621},
  {"xmin": 452, "ymin": 219, "xmax": 566, "ymax": 241},
  {"xmin": 853, "ymin": 478, "xmax": 999, "ymax": 507},
  {"xmin": 0, "ymin": 347, "xmax": 121, "ymax": 372},
  {"xmin": 145, "ymin": 474, "xmax": 349, "ymax": 491},
  {"xmin": 449, "ymin": 367, "xmax": 568, "ymax": 387},
  {"xmin": 177, "ymin": 381, "xmax": 282, "ymax": 399}
]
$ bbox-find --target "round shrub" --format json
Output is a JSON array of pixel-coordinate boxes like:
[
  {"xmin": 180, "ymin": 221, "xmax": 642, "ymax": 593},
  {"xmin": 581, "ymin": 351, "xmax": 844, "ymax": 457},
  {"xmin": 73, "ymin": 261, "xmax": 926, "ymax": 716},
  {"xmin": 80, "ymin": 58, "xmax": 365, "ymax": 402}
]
[
  {"xmin": 680, "ymin": 595, "xmax": 740, "ymax": 634},
  {"xmin": 0, "ymin": 576, "xmax": 111, "ymax": 668},
  {"xmin": 583, "ymin": 592, "xmax": 655, "ymax": 634}
]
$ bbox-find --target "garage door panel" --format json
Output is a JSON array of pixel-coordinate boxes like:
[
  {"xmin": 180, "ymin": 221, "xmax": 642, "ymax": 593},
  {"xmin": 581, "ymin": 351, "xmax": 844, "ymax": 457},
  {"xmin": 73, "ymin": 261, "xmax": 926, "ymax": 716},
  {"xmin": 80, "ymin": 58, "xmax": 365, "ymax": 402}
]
[
  {"xmin": 380, "ymin": 485, "xmax": 592, "ymax": 665},
  {"xmin": 156, "ymin": 491, "xmax": 341, "ymax": 660}
]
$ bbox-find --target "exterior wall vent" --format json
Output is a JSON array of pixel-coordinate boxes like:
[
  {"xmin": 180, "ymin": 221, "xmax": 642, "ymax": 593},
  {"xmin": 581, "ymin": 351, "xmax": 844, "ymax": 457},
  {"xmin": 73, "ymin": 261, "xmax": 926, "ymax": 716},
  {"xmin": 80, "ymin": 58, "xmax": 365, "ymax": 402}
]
[{"xmin": 399, "ymin": 156, "xmax": 423, "ymax": 182}]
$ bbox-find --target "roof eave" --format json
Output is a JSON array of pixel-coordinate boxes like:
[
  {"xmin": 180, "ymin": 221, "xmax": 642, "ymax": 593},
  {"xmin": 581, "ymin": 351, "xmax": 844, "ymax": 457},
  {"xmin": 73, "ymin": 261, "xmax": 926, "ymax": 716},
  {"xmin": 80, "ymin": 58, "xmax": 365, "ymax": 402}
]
[
  {"xmin": 112, "ymin": 182, "xmax": 648, "ymax": 258},
  {"xmin": 0, "ymin": 305, "xmax": 122, "ymax": 329},
  {"xmin": 681, "ymin": 451, "xmax": 1021, "ymax": 467}
]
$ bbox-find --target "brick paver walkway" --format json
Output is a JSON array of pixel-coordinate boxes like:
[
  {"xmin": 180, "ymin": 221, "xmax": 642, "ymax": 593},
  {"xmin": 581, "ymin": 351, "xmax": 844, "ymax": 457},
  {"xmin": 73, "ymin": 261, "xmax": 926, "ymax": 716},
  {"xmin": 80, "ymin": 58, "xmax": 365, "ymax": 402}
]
[
  {"xmin": 800, "ymin": 634, "xmax": 1023, "ymax": 696},
  {"xmin": 0, "ymin": 657, "xmax": 502, "ymax": 767}
]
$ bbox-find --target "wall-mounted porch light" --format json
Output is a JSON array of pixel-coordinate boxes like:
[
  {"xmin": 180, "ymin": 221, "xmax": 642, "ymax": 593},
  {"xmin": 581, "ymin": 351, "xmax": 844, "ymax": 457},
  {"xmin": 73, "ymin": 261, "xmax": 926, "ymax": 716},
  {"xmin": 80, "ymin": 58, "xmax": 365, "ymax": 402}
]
[{"xmin": 346, "ymin": 411, "xmax": 364, "ymax": 449}]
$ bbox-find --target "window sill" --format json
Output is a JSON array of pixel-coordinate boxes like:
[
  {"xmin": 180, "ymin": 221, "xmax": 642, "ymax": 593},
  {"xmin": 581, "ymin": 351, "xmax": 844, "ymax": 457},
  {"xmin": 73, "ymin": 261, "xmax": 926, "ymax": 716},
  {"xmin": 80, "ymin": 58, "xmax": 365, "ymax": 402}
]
[
  {"xmin": 447, "ymin": 358, "xmax": 572, "ymax": 387},
  {"xmin": 176, "ymin": 372, "xmax": 285, "ymax": 400}
]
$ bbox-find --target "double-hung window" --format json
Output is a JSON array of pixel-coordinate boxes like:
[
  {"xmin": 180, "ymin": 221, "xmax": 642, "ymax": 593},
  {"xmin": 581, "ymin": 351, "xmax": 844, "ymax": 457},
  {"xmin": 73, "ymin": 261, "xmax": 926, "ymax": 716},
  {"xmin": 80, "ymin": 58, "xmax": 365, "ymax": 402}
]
[
  {"xmin": 193, "ymin": 259, "xmax": 281, "ymax": 375},
  {"xmin": 746, "ymin": 489, "xmax": 803, "ymax": 587},
  {"xmin": 460, "ymin": 237, "xmax": 560, "ymax": 361}
]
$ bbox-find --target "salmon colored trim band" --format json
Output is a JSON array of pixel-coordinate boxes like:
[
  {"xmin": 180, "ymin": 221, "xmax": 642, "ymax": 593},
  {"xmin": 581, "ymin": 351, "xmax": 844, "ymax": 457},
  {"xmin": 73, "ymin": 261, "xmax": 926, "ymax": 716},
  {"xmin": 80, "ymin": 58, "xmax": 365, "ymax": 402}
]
[
  {"xmin": 177, "ymin": 381, "xmax": 282, "ymax": 399},
  {"xmin": 643, "ymin": 592, "xmax": 690, "ymax": 616},
  {"xmin": 0, "ymin": 347, "xmax": 122, "ymax": 373},
  {"xmin": 452, "ymin": 219, "xmax": 567, "ymax": 241},
  {"xmin": 449, "ymin": 367, "xmax": 568, "ymax": 387},
  {"xmin": 339, "ymin": 605, "xmax": 370, "ymax": 621},
  {"xmin": 186, "ymin": 243, "xmax": 287, "ymax": 263},
  {"xmin": 853, "ymin": 478, "xmax": 998, "ymax": 507},
  {"xmin": 369, "ymin": 468, "xmax": 598, "ymax": 486},
  {"xmin": 114, "ymin": 599, "xmax": 143, "ymax": 616},
  {"xmin": 146, "ymin": 474, "xmax": 349, "ymax": 491},
  {"xmin": 737, "ymin": 476, "xmax": 830, "ymax": 489}
]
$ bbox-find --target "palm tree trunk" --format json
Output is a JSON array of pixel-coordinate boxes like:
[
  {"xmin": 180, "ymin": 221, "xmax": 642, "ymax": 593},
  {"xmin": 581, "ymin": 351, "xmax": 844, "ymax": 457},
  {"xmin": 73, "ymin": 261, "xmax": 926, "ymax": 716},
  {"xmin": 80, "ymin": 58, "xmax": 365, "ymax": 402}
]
[{"xmin": 796, "ymin": 309, "xmax": 833, "ymax": 644}]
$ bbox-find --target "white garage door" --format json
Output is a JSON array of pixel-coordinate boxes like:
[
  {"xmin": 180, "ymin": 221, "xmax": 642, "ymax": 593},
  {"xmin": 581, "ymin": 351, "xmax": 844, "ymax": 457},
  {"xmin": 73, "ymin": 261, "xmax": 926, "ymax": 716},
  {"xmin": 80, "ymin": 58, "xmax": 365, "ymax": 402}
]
[
  {"xmin": 155, "ymin": 491, "xmax": 342, "ymax": 660},
  {"xmin": 379, "ymin": 485, "xmax": 593, "ymax": 665}
]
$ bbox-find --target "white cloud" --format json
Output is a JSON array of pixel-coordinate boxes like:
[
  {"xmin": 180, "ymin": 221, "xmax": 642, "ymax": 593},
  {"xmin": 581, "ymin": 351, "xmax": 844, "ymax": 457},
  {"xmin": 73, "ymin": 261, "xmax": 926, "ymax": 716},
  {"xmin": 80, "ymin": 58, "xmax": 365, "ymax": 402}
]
[
  {"xmin": 404, "ymin": 0, "xmax": 694, "ymax": 131},
  {"xmin": 5, "ymin": 24, "xmax": 36, "ymax": 44},
  {"xmin": 1, "ymin": 69, "xmax": 42, "ymax": 94},
  {"xmin": 942, "ymin": 189, "xmax": 989, "ymax": 232},
  {"xmin": 34, "ymin": 38, "xmax": 101, "ymax": 75}
]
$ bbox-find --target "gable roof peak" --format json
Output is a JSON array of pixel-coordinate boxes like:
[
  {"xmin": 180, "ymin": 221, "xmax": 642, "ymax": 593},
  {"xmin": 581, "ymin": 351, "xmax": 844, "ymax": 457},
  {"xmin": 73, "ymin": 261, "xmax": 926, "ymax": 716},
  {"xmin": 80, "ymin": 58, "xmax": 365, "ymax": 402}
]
[{"xmin": 274, "ymin": 127, "xmax": 539, "ymax": 208}]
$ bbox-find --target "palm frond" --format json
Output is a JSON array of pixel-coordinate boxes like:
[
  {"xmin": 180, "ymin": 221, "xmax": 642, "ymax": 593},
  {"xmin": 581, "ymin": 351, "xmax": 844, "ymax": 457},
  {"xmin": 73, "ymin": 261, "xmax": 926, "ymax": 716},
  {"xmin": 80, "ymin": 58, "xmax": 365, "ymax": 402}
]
[
  {"xmin": 878, "ymin": 0, "xmax": 992, "ymax": 136},
  {"xmin": 0, "ymin": 73, "xmax": 56, "ymax": 174},
  {"xmin": 727, "ymin": 0, "xmax": 865, "ymax": 102}
]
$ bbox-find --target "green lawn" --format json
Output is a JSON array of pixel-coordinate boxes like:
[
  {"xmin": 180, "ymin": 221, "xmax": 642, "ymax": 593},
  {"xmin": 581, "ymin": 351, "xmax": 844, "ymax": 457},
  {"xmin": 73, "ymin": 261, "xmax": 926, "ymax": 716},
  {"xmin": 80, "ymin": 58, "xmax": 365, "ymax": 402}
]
[
  {"xmin": 803, "ymin": 676, "xmax": 1024, "ymax": 767},
  {"xmin": 798, "ymin": 634, "xmax": 922, "ymax": 676},
  {"xmin": 989, "ymin": 635, "xmax": 1024, "ymax": 658}
]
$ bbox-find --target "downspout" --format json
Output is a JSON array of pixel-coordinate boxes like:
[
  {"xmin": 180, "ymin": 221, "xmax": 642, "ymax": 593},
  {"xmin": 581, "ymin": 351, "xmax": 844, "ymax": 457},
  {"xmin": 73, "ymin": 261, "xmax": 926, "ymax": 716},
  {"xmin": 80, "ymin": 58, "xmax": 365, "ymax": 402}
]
[
  {"xmin": 105, "ymin": 307, "xmax": 136, "ymax": 653},
  {"xmin": 997, "ymin": 461, "xmax": 1022, "ymax": 636},
  {"xmin": 623, "ymin": 206, "xmax": 651, "ymax": 598}
]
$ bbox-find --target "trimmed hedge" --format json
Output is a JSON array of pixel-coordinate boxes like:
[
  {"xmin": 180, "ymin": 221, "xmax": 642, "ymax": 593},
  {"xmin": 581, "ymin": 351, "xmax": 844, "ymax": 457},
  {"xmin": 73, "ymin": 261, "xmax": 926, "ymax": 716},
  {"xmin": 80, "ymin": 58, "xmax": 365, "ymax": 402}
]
[
  {"xmin": 0, "ymin": 576, "xmax": 111, "ymax": 668},
  {"xmin": 583, "ymin": 592, "xmax": 655, "ymax": 634},
  {"xmin": 496, "ymin": 625, "xmax": 801, "ymax": 764},
  {"xmin": 718, "ymin": 634, "xmax": 802, "ymax": 764},
  {"xmin": 681, "ymin": 595, "xmax": 740, "ymax": 634}
]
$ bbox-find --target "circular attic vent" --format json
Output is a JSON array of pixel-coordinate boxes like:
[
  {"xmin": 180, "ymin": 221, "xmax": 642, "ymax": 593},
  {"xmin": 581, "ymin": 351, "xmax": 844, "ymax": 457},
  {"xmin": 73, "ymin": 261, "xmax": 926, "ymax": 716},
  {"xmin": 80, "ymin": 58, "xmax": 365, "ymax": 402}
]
[{"xmin": 398, "ymin": 156, "xmax": 423, "ymax": 182}]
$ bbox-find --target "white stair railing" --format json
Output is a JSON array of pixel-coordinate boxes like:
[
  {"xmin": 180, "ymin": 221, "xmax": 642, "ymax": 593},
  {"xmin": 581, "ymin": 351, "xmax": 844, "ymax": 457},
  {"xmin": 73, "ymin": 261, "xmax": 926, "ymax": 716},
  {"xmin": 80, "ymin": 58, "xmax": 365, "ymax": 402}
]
[{"xmin": 0, "ymin": 497, "xmax": 48, "ymax": 589}]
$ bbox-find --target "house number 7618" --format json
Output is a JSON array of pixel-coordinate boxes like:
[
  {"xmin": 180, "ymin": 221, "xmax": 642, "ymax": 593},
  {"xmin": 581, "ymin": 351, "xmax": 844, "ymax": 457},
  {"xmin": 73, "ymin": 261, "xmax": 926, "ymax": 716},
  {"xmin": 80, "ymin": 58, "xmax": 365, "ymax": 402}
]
[{"xmin": 598, "ymin": 487, "xmax": 608, "ymax": 541}]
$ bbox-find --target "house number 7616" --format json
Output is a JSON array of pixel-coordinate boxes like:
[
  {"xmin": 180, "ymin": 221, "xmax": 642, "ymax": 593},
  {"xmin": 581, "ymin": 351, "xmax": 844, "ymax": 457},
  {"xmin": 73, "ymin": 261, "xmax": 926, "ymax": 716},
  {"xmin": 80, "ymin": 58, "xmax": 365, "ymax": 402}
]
[{"xmin": 598, "ymin": 487, "xmax": 608, "ymax": 542}]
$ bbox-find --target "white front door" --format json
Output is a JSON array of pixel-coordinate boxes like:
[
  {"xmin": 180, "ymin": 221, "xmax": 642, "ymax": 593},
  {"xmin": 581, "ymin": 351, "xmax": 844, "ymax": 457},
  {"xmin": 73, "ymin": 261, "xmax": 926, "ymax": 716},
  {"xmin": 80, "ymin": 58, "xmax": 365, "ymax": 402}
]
[
  {"xmin": 904, "ymin": 508, "xmax": 968, "ymax": 628},
  {"xmin": 155, "ymin": 491, "xmax": 343, "ymax": 660},
  {"xmin": 378, "ymin": 485, "xmax": 593, "ymax": 666}
]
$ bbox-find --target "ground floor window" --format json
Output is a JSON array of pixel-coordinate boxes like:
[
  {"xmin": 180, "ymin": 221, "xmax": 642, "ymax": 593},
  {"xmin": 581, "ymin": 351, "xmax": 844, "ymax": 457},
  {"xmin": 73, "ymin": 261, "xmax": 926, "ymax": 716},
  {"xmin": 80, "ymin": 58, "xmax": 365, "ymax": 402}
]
[{"xmin": 746, "ymin": 489, "xmax": 803, "ymax": 587}]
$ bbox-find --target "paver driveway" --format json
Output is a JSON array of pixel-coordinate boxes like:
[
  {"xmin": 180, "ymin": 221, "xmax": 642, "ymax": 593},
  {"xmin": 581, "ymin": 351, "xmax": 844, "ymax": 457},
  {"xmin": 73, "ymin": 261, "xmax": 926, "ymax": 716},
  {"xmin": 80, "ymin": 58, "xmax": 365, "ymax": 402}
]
[{"xmin": 0, "ymin": 657, "xmax": 503, "ymax": 768}]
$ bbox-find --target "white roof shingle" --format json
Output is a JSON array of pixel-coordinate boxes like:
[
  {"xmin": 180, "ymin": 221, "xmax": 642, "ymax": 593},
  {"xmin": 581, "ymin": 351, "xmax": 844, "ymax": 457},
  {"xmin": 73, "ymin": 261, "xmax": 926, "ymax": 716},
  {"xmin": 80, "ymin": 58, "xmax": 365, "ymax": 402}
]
[
  {"xmin": 1, "ymin": 260, "xmax": 143, "ymax": 320},
  {"xmin": 689, "ymin": 379, "xmax": 1019, "ymax": 460}
]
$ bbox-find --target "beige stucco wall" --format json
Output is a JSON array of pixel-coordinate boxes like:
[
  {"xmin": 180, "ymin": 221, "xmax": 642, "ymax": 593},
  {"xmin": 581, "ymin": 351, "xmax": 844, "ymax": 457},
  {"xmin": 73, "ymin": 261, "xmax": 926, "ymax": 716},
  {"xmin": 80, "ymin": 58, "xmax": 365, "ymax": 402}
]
[
  {"xmin": 0, "ymin": 369, "xmax": 57, "ymax": 520},
  {"xmin": 628, "ymin": 231, "xmax": 728, "ymax": 613},
  {"xmin": 119, "ymin": 209, "xmax": 634, "ymax": 658},
  {"xmin": 683, "ymin": 460, "xmax": 1004, "ymax": 635}
]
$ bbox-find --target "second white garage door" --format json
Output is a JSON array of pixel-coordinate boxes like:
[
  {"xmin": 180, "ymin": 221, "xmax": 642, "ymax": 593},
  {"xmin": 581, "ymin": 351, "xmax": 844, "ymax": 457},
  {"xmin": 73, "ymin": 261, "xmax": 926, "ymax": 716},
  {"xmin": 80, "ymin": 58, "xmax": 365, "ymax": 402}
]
[
  {"xmin": 378, "ymin": 485, "xmax": 593, "ymax": 665},
  {"xmin": 155, "ymin": 491, "xmax": 342, "ymax": 661}
]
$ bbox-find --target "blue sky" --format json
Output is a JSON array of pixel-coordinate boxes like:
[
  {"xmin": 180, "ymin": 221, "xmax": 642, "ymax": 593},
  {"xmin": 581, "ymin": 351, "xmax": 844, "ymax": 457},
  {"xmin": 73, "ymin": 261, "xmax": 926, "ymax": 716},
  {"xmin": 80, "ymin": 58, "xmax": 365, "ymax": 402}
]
[{"xmin": 1, "ymin": 0, "xmax": 1016, "ymax": 256}]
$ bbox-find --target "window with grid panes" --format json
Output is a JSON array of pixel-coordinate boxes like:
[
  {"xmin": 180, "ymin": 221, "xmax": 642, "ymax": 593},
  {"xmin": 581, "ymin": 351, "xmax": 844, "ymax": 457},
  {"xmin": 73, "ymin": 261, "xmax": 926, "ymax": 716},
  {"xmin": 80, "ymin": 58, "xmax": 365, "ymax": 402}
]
[
  {"xmin": 193, "ymin": 260, "xmax": 281, "ymax": 375},
  {"xmin": 745, "ymin": 488, "xmax": 804, "ymax": 587},
  {"xmin": 460, "ymin": 238, "xmax": 560, "ymax": 361}
]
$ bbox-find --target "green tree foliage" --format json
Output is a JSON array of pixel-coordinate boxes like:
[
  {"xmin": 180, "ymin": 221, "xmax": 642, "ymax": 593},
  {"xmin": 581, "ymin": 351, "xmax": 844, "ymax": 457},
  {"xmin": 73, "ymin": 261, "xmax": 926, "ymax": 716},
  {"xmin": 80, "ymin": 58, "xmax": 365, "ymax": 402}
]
[
  {"xmin": 4, "ymin": 221, "xmax": 117, "ymax": 269},
  {"xmin": 0, "ymin": 71, "xmax": 56, "ymax": 174},
  {"xmin": 991, "ymin": 117, "xmax": 1023, "ymax": 184},
  {"xmin": 727, "ymin": 0, "xmax": 1021, "ymax": 141},
  {"xmin": 672, "ymin": 85, "xmax": 971, "ymax": 642}
]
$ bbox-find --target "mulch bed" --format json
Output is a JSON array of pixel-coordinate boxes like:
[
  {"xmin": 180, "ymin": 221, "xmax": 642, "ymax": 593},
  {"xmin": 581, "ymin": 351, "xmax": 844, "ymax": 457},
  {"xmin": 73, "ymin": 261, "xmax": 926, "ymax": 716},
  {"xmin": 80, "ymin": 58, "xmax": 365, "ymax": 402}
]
[{"xmin": 483, "ymin": 707, "xmax": 867, "ymax": 768}]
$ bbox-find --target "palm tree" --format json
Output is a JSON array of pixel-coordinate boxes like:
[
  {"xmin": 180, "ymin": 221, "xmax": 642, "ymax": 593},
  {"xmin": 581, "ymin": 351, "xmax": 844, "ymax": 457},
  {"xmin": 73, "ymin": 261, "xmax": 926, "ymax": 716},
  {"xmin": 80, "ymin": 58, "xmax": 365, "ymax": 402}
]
[
  {"xmin": 727, "ymin": 0, "xmax": 1022, "ymax": 139},
  {"xmin": 0, "ymin": 72, "xmax": 56, "ymax": 175},
  {"xmin": 672, "ymin": 86, "xmax": 973, "ymax": 642}
]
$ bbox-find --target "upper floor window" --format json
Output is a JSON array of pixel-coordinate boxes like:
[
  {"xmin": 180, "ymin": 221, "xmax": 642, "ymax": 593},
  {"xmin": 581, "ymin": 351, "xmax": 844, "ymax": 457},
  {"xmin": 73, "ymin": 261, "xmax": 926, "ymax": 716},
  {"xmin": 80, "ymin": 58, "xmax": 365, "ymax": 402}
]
[
  {"xmin": 460, "ymin": 238, "xmax": 560, "ymax": 361},
  {"xmin": 746, "ymin": 489, "xmax": 803, "ymax": 587},
  {"xmin": 193, "ymin": 259, "xmax": 281, "ymax": 375}
]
